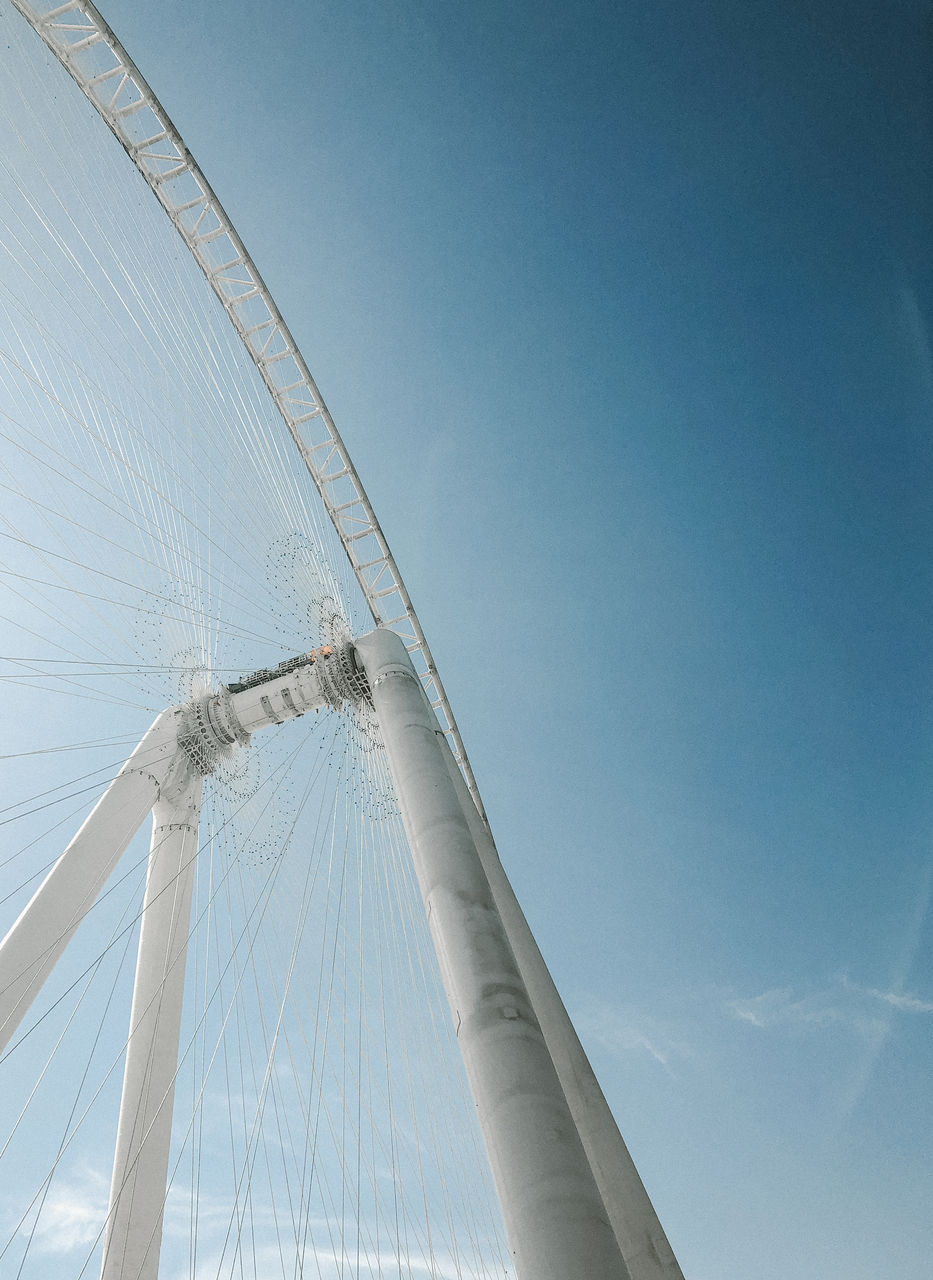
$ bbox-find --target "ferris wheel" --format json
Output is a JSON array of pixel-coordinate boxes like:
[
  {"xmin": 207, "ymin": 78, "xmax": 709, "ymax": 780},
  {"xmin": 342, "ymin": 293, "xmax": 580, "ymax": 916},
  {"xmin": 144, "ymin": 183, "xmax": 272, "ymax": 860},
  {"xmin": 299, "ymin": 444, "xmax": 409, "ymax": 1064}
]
[{"xmin": 0, "ymin": 3, "xmax": 682, "ymax": 1278}]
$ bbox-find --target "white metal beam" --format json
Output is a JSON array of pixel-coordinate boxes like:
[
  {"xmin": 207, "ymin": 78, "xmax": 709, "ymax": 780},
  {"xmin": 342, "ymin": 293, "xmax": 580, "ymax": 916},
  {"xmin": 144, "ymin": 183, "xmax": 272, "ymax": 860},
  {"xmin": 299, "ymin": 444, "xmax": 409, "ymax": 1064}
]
[
  {"xmin": 437, "ymin": 727, "xmax": 685, "ymax": 1280},
  {"xmin": 101, "ymin": 767, "xmax": 202, "ymax": 1280},
  {"xmin": 0, "ymin": 709, "xmax": 181, "ymax": 1053},
  {"xmin": 354, "ymin": 628, "xmax": 631, "ymax": 1280}
]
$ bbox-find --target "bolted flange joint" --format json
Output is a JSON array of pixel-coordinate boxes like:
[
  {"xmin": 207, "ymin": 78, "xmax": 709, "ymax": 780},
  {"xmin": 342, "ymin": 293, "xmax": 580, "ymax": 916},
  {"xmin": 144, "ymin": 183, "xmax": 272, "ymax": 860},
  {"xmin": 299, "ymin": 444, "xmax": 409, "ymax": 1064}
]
[
  {"xmin": 178, "ymin": 688, "xmax": 250, "ymax": 777},
  {"xmin": 322, "ymin": 642, "xmax": 371, "ymax": 709}
]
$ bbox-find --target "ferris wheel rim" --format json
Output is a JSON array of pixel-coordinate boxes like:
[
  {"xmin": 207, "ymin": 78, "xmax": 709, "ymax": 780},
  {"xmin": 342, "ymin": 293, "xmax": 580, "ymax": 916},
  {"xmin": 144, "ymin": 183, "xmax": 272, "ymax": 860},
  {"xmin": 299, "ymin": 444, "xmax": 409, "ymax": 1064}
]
[{"xmin": 8, "ymin": 0, "xmax": 488, "ymax": 820}]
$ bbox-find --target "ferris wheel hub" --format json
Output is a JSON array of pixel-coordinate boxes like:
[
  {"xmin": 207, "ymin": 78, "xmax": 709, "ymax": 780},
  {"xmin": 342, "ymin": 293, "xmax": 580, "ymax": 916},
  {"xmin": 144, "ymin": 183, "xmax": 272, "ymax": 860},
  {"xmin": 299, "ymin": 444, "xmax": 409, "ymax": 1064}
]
[{"xmin": 178, "ymin": 642, "xmax": 370, "ymax": 775}]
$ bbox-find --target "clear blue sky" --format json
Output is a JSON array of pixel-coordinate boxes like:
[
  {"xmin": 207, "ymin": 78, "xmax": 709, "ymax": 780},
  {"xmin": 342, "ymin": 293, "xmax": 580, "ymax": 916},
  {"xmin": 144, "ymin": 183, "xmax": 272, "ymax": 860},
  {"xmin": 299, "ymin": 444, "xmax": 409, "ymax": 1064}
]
[{"xmin": 12, "ymin": 1, "xmax": 933, "ymax": 1276}]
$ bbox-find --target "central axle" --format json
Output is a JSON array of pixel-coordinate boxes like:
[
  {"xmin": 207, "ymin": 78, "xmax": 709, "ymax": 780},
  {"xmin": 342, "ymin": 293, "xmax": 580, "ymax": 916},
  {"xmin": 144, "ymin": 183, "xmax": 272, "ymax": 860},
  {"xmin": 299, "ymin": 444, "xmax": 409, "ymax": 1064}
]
[{"xmin": 178, "ymin": 640, "xmax": 371, "ymax": 776}]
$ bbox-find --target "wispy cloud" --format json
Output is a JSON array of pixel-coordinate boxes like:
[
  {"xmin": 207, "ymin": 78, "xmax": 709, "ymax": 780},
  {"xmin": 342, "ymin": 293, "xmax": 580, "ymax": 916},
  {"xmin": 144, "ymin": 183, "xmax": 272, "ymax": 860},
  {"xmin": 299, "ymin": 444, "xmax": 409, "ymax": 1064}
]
[
  {"xmin": 866, "ymin": 986, "xmax": 933, "ymax": 1014},
  {"xmin": 725, "ymin": 975, "xmax": 933, "ymax": 1038},
  {"xmin": 21, "ymin": 1162, "xmax": 108, "ymax": 1255},
  {"xmin": 576, "ymin": 996, "xmax": 694, "ymax": 1077},
  {"xmin": 724, "ymin": 971, "xmax": 933, "ymax": 1122},
  {"xmin": 164, "ymin": 1239, "xmax": 477, "ymax": 1280}
]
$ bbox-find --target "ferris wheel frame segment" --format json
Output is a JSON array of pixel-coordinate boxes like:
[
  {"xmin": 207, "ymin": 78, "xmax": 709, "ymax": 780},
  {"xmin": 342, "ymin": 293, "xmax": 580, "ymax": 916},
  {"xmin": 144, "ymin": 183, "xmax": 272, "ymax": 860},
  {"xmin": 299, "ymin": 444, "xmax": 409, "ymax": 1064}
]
[{"xmin": 8, "ymin": 0, "xmax": 487, "ymax": 818}]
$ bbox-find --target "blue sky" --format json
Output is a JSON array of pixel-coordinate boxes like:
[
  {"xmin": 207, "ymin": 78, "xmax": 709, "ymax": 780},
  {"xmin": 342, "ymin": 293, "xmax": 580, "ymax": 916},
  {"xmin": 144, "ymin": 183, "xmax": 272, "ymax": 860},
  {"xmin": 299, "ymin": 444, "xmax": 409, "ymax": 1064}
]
[{"xmin": 6, "ymin": 1, "xmax": 933, "ymax": 1276}]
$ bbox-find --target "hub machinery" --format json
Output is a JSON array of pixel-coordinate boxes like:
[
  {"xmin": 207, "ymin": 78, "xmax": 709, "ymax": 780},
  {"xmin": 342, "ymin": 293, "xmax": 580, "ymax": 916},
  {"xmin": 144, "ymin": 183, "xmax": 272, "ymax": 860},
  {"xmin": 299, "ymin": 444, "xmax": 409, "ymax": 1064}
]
[{"xmin": 178, "ymin": 639, "xmax": 370, "ymax": 777}]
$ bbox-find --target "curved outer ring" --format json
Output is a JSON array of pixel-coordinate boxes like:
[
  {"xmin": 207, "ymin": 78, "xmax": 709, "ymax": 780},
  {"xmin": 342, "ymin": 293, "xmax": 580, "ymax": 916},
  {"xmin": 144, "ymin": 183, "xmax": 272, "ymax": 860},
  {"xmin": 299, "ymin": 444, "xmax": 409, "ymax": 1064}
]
[{"xmin": 10, "ymin": 0, "xmax": 487, "ymax": 819}]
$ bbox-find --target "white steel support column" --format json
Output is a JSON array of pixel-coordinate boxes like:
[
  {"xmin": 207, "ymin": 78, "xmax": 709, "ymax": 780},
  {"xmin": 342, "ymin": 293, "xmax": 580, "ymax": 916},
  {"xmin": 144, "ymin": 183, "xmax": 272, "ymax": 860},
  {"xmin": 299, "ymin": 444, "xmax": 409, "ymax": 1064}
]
[
  {"xmin": 101, "ymin": 764, "xmax": 203, "ymax": 1280},
  {"xmin": 354, "ymin": 629, "xmax": 631, "ymax": 1280},
  {"xmin": 0, "ymin": 709, "xmax": 182, "ymax": 1053},
  {"xmin": 437, "ymin": 731, "xmax": 685, "ymax": 1280}
]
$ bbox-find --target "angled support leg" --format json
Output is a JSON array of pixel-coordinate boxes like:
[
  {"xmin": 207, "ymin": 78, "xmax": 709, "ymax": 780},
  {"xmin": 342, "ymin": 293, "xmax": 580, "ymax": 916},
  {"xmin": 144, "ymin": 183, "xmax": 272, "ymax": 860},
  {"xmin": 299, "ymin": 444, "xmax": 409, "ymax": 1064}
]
[
  {"xmin": 0, "ymin": 708, "xmax": 182, "ymax": 1053},
  {"xmin": 437, "ymin": 729, "xmax": 685, "ymax": 1280},
  {"xmin": 355, "ymin": 628, "xmax": 630, "ymax": 1280},
  {"xmin": 101, "ymin": 765, "xmax": 202, "ymax": 1280}
]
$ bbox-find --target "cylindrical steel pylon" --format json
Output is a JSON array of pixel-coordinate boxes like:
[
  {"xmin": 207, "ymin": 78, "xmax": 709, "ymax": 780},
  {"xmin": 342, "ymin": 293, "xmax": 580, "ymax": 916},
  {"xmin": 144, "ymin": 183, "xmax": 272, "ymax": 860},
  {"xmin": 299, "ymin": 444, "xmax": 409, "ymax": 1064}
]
[{"xmin": 354, "ymin": 628, "xmax": 631, "ymax": 1280}]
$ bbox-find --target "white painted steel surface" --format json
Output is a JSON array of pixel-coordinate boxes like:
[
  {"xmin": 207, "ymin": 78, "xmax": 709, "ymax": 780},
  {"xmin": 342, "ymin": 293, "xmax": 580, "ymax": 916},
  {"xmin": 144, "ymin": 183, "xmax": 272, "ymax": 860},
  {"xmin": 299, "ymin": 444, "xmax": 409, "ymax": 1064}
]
[
  {"xmin": 0, "ymin": 709, "xmax": 180, "ymax": 1052},
  {"xmin": 439, "ymin": 733, "xmax": 685, "ymax": 1280},
  {"xmin": 102, "ymin": 770, "xmax": 203, "ymax": 1280},
  {"xmin": 355, "ymin": 629, "xmax": 631, "ymax": 1280},
  {"xmin": 0, "ymin": 651, "xmax": 359, "ymax": 1280}
]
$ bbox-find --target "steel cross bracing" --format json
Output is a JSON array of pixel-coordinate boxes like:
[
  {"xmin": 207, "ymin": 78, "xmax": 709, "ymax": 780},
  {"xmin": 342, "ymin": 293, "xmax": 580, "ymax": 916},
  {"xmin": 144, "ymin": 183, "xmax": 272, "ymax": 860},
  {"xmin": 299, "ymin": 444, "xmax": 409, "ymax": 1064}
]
[{"xmin": 8, "ymin": 0, "xmax": 487, "ymax": 819}]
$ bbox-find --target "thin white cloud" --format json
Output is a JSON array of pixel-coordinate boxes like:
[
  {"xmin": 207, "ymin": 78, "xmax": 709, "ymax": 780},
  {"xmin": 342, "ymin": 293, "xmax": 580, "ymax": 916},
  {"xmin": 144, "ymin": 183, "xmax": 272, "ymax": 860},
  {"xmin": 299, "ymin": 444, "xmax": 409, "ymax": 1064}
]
[
  {"xmin": 576, "ymin": 996, "xmax": 694, "ymax": 1077},
  {"xmin": 21, "ymin": 1162, "xmax": 108, "ymax": 1255},
  {"xmin": 724, "ymin": 973, "xmax": 933, "ymax": 1123},
  {"xmin": 866, "ymin": 986, "xmax": 933, "ymax": 1014},
  {"xmin": 164, "ymin": 1239, "xmax": 480, "ymax": 1280},
  {"xmin": 725, "ymin": 976, "xmax": 933, "ymax": 1038},
  {"xmin": 835, "ymin": 855, "xmax": 933, "ymax": 1116},
  {"xmin": 726, "ymin": 985, "xmax": 883, "ymax": 1037}
]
